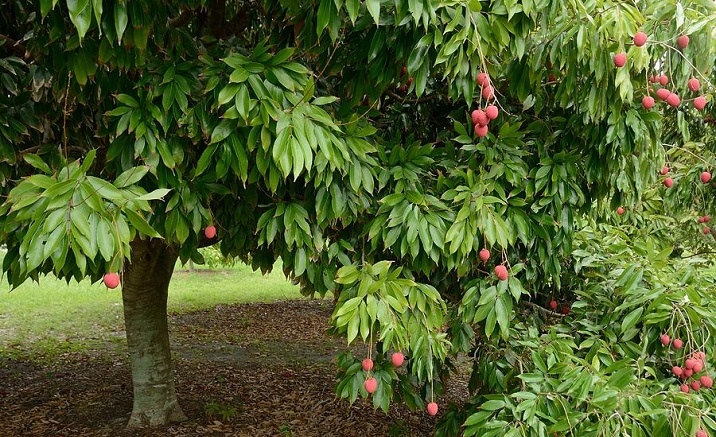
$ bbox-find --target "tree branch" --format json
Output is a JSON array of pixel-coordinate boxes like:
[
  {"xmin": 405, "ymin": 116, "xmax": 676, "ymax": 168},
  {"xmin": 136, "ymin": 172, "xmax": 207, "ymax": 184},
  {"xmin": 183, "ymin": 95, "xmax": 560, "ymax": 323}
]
[
  {"xmin": 168, "ymin": 8, "xmax": 197, "ymax": 28},
  {"xmin": 0, "ymin": 33, "xmax": 29, "ymax": 59}
]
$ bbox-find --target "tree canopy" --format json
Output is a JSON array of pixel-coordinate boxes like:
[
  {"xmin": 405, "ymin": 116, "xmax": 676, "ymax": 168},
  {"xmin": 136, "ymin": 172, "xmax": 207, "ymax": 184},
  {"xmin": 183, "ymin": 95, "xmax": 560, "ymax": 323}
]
[{"xmin": 2, "ymin": 0, "xmax": 716, "ymax": 434}]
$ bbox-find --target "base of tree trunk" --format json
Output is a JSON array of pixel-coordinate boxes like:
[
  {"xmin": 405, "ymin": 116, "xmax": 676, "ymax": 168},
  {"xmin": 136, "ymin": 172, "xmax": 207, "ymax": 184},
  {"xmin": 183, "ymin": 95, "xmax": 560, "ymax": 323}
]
[{"xmin": 122, "ymin": 238, "xmax": 187, "ymax": 428}]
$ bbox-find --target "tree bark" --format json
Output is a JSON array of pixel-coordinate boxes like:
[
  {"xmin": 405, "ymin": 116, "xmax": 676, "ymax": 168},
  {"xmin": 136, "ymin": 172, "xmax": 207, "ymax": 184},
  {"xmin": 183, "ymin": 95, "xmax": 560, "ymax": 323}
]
[{"xmin": 121, "ymin": 238, "xmax": 187, "ymax": 427}]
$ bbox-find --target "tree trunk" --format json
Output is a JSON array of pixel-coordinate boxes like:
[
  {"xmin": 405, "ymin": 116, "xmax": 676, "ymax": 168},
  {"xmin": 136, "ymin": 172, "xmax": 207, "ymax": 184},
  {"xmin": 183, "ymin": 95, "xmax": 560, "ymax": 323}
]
[{"xmin": 121, "ymin": 238, "xmax": 187, "ymax": 427}]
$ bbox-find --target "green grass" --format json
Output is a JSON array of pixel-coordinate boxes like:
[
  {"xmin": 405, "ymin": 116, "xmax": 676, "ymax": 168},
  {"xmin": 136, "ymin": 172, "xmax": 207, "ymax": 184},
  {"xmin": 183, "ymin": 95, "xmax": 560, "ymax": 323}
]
[{"xmin": 0, "ymin": 260, "xmax": 301, "ymax": 359}]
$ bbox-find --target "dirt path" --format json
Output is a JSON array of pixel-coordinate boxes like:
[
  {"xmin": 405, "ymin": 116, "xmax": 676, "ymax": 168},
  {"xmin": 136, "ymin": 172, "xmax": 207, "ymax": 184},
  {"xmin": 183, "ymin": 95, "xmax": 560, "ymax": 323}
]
[{"xmin": 0, "ymin": 300, "xmax": 456, "ymax": 436}]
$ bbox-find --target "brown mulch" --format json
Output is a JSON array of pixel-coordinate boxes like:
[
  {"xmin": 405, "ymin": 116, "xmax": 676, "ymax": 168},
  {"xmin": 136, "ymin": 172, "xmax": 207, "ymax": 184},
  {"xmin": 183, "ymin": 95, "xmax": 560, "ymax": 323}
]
[{"xmin": 0, "ymin": 300, "xmax": 467, "ymax": 436}]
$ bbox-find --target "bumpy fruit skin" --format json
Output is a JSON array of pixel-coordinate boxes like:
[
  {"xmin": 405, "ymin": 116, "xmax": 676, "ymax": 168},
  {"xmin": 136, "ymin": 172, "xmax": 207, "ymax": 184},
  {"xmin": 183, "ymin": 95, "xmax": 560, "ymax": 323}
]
[
  {"xmin": 660, "ymin": 334, "xmax": 671, "ymax": 345},
  {"xmin": 476, "ymin": 72, "xmax": 490, "ymax": 87},
  {"xmin": 204, "ymin": 225, "xmax": 217, "ymax": 239},
  {"xmin": 660, "ymin": 166, "xmax": 669, "ymax": 175},
  {"xmin": 692, "ymin": 360, "xmax": 704, "ymax": 373},
  {"xmin": 479, "ymin": 248, "xmax": 490, "ymax": 262},
  {"xmin": 494, "ymin": 265, "xmax": 508, "ymax": 281},
  {"xmin": 684, "ymin": 368, "xmax": 694, "ymax": 378},
  {"xmin": 673, "ymin": 366, "xmax": 683, "ymax": 377},
  {"xmin": 472, "ymin": 109, "xmax": 488, "ymax": 126},
  {"xmin": 701, "ymin": 171, "xmax": 712, "ymax": 183},
  {"xmin": 361, "ymin": 358, "xmax": 374, "ymax": 372},
  {"xmin": 641, "ymin": 96, "xmax": 655, "ymax": 110},
  {"xmin": 549, "ymin": 300, "xmax": 558, "ymax": 310},
  {"xmin": 426, "ymin": 402, "xmax": 439, "ymax": 416},
  {"xmin": 666, "ymin": 93, "xmax": 680, "ymax": 107},
  {"xmin": 391, "ymin": 352, "xmax": 405, "ymax": 367},
  {"xmin": 613, "ymin": 53, "xmax": 627, "ymax": 67},
  {"xmin": 485, "ymin": 105, "xmax": 499, "ymax": 120},
  {"xmin": 672, "ymin": 338, "xmax": 683, "ymax": 349},
  {"xmin": 481, "ymin": 85, "xmax": 495, "ymax": 100},
  {"xmin": 694, "ymin": 96, "xmax": 707, "ymax": 110},
  {"xmin": 103, "ymin": 272, "xmax": 120, "ymax": 289},
  {"xmin": 560, "ymin": 305, "xmax": 571, "ymax": 315},
  {"xmin": 617, "ymin": 206, "xmax": 625, "ymax": 215},
  {"xmin": 688, "ymin": 78, "xmax": 700, "ymax": 92},
  {"xmin": 685, "ymin": 358, "xmax": 696, "ymax": 370},
  {"xmin": 700, "ymin": 375, "xmax": 713, "ymax": 388},
  {"xmin": 474, "ymin": 124, "xmax": 489, "ymax": 138},
  {"xmin": 704, "ymin": 216, "xmax": 712, "ymax": 224},
  {"xmin": 659, "ymin": 75, "xmax": 669, "ymax": 86},
  {"xmin": 704, "ymin": 227, "xmax": 711, "ymax": 235},
  {"xmin": 663, "ymin": 178, "xmax": 673, "ymax": 188},
  {"xmin": 677, "ymin": 35, "xmax": 690, "ymax": 49},
  {"xmin": 680, "ymin": 384, "xmax": 690, "ymax": 393},
  {"xmin": 633, "ymin": 31, "xmax": 647, "ymax": 47},
  {"xmin": 656, "ymin": 88, "xmax": 671, "ymax": 100},
  {"xmin": 691, "ymin": 380, "xmax": 701, "ymax": 391},
  {"xmin": 695, "ymin": 430, "xmax": 707, "ymax": 437},
  {"xmin": 364, "ymin": 377, "xmax": 378, "ymax": 394}
]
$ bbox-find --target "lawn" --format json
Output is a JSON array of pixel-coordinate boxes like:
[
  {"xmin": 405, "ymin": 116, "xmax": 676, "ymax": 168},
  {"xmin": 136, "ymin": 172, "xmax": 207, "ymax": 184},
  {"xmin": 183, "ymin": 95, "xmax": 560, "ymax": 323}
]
[{"xmin": 0, "ymin": 259, "xmax": 302, "ymax": 359}]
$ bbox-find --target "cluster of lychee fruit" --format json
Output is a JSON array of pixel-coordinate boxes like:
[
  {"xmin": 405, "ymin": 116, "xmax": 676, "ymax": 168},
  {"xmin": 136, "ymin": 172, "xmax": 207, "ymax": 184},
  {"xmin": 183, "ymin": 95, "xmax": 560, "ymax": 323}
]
[
  {"xmin": 548, "ymin": 299, "xmax": 571, "ymax": 315},
  {"xmin": 613, "ymin": 31, "xmax": 709, "ymax": 112},
  {"xmin": 478, "ymin": 248, "xmax": 509, "ymax": 281},
  {"xmin": 660, "ymin": 334, "xmax": 713, "ymax": 395},
  {"xmin": 470, "ymin": 72, "xmax": 499, "ymax": 138},
  {"xmin": 398, "ymin": 66, "xmax": 413, "ymax": 93}
]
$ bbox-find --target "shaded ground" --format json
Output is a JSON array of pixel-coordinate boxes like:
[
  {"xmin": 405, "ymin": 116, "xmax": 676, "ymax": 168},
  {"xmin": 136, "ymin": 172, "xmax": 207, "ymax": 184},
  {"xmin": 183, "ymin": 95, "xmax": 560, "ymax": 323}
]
[{"xmin": 0, "ymin": 299, "xmax": 466, "ymax": 436}]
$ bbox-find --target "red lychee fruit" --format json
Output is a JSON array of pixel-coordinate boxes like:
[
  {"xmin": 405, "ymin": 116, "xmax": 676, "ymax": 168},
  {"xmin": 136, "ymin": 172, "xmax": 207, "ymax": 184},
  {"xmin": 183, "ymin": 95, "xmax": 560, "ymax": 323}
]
[
  {"xmin": 560, "ymin": 305, "xmax": 571, "ymax": 315},
  {"xmin": 472, "ymin": 109, "xmax": 488, "ymax": 126},
  {"xmin": 666, "ymin": 93, "xmax": 680, "ymax": 107},
  {"xmin": 364, "ymin": 377, "xmax": 378, "ymax": 394},
  {"xmin": 701, "ymin": 171, "xmax": 711, "ymax": 183},
  {"xmin": 642, "ymin": 96, "xmax": 655, "ymax": 110},
  {"xmin": 617, "ymin": 206, "xmax": 625, "ymax": 215},
  {"xmin": 656, "ymin": 88, "xmax": 671, "ymax": 101},
  {"xmin": 613, "ymin": 53, "xmax": 627, "ymax": 68},
  {"xmin": 664, "ymin": 177, "xmax": 673, "ymax": 188},
  {"xmin": 661, "ymin": 165, "xmax": 670, "ymax": 175},
  {"xmin": 692, "ymin": 360, "xmax": 704, "ymax": 373},
  {"xmin": 700, "ymin": 375, "xmax": 713, "ymax": 388},
  {"xmin": 479, "ymin": 248, "xmax": 490, "ymax": 262},
  {"xmin": 481, "ymin": 85, "xmax": 495, "ymax": 100},
  {"xmin": 401, "ymin": 65, "xmax": 407, "ymax": 76},
  {"xmin": 426, "ymin": 402, "xmax": 438, "ymax": 416},
  {"xmin": 680, "ymin": 383, "xmax": 690, "ymax": 393},
  {"xmin": 673, "ymin": 366, "xmax": 683, "ymax": 377},
  {"xmin": 485, "ymin": 105, "xmax": 499, "ymax": 120},
  {"xmin": 494, "ymin": 265, "xmax": 508, "ymax": 281},
  {"xmin": 361, "ymin": 358, "xmax": 374, "ymax": 372},
  {"xmin": 694, "ymin": 96, "xmax": 707, "ymax": 110},
  {"xmin": 685, "ymin": 358, "xmax": 696, "ymax": 370},
  {"xmin": 476, "ymin": 72, "xmax": 490, "ymax": 87},
  {"xmin": 696, "ymin": 430, "xmax": 707, "ymax": 437},
  {"xmin": 391, "ymin": 352, "xmax": 405, "ymax": 367},
  {"xmin": 660, "ymin": 75, "xmax": 669, "ymax": 86},
  {"xmin": 474, "ymin": 124, "xmax": 489, "ymax": 138},
  {"xmin": 103, "ymin": 273, "xmax": 120, "ymax": 289},
  {"xmin": 691, "ymin": 380, "xmax": 701, "ymax": 391},
  {"xmin": 677, "ymin": 35, "xmax": 690, "ymax": 49},
  {"xmin": 660, "ymin": 334, "xmax": 671, "ymax": 346},
  {"xmin": 672, "ymin": 338, "xmax": 683, "ymax": 349},
  {"xmin": 704, "ymin": 216, "xmax": 711, "ymax": 224},
  {"xmin": 204, "ymin": 225, "xmax": 217, "ymax": 239},
  {"xmin": 649, "ymin": 75, "xmax": 657, "ymax": 83},
  {"xmin": 688, "ymin": 78, "xmax": 700, "ymax": 92},
  {"xmin": 704, "ymin": 227, "xmax": 711, "ymax": 235},
  {"xmin": 633, "ymin": 31, "xmax": 647, "ymax": 47},
  {"xmin": 549, "ymin": 300, "xmax": 558, "ymax": 310}
]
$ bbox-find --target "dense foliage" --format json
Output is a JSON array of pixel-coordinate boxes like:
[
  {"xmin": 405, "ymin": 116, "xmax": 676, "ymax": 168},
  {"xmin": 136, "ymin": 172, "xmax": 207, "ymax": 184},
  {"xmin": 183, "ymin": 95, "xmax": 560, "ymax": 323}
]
[{"xmin": 2, "ymin": 0, "xmax": 716, "ymax": 434}]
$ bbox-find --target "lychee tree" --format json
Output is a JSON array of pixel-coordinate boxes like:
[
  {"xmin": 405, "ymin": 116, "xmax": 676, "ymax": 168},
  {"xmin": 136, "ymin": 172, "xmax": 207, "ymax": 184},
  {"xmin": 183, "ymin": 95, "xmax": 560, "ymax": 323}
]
[{"xmin": 2, "ymin": 0, "xmax": 716, "ymax": 434}]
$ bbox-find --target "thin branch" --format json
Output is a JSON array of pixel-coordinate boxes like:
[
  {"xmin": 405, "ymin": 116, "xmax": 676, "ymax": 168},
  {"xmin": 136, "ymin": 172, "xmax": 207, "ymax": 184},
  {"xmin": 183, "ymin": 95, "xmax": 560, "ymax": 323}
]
[
  {"xmin": 168, "ymin": 8, "xmax": 196, "ymax": 28},
  {"xmin": 0, "ymin": 33, "xmax": 29, "ymax": 59}
]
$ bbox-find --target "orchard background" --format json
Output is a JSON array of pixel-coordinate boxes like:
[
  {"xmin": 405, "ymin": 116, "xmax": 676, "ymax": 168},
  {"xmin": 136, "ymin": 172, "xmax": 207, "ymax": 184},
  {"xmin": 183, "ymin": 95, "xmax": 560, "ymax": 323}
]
[{"xmin": 2, "ymin": 0, "xmax": 716, "ymax": 435}]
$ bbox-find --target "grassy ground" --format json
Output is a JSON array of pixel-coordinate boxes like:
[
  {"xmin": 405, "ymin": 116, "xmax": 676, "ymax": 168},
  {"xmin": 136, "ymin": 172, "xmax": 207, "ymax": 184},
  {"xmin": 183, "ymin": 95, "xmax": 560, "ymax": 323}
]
[{"xmin": 0, "ymin": 260, "xmax": 301, "ymax": 359}]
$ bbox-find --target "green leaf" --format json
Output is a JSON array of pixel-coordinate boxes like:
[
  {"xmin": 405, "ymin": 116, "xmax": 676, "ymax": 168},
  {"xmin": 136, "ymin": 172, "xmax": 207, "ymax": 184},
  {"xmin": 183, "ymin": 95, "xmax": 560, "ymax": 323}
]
[
  {"xmin": 366, "ymin": 0, "xmax": 380, "ymax": 25},
  {"xmin": 124, "ymin": 209, "xmax": 160, "ymax": 238},
  {"xmin": 114, "ymin": 166, "xmax": 149, "ymax": 188},
  {"xmin": 22, "ymin": 154, "xmax": 52, "ymax": 174},
  {"xmin": 114, "ymin": 2, "xmax": 128, "ymax": 43},
  {"xmin": 67, "ymin": 0, "xmax": 92, "ymax": 41},
  {"xmin": 210, "ymin": 119, "xmax": 234, "ymax": 144},
  {"xmin": 91, "ymin": 0, "xmax": 103, "ymax": 34},
  {"xmin": 135, "ymin": 188, "xmax": 172, "ymax": 201}
]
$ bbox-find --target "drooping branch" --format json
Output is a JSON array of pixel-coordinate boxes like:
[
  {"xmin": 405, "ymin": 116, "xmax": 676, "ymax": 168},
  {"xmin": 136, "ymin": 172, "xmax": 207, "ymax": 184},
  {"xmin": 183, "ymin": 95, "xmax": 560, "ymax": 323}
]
[{"xmin": 0, "ymin": 33, "xmax": 28, "ymax": 59}]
